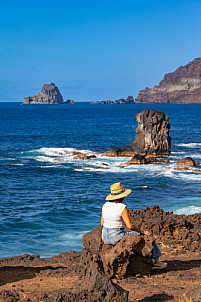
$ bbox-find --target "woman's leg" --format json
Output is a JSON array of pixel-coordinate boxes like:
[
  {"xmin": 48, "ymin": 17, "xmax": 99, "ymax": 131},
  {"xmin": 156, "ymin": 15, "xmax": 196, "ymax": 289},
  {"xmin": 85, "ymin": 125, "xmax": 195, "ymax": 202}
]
[
  {"xmin": 151, "ymin": 241, "xmax": 162, "ymax": 259},
  {"xmin": 102, "ymin": 227, "xmax": 125, "ymax": 245}
]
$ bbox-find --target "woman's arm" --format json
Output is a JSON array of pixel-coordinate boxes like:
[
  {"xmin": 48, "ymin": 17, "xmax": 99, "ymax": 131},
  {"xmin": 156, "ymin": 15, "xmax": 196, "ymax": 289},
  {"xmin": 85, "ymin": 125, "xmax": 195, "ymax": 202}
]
[
  {"xmin": 121, "ymin": 207, "xmax": 148, "ymax": 235},
  {"xmin": 101, "ymin": 214, "xmax": 104, "ymax": 227}
]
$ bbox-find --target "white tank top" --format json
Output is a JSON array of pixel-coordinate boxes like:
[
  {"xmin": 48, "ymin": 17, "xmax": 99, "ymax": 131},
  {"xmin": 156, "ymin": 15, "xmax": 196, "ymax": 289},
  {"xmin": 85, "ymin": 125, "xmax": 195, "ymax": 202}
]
[{"xmin": 102, "ymin": 201, "xmax": 126, "ymax": 229}]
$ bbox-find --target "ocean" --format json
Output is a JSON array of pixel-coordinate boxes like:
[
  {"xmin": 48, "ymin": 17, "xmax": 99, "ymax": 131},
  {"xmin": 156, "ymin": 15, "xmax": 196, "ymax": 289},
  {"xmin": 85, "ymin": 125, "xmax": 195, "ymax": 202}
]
[{"xmin": 0, "ymin": 102, "xmax": 201, "ymax": 258}]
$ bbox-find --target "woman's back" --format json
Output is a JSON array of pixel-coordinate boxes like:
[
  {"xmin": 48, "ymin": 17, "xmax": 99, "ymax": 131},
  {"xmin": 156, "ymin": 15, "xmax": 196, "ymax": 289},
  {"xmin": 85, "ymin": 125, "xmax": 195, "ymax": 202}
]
[{"xmin": 102, "ymin": 201, "xmax": 126, "ymax": 229}]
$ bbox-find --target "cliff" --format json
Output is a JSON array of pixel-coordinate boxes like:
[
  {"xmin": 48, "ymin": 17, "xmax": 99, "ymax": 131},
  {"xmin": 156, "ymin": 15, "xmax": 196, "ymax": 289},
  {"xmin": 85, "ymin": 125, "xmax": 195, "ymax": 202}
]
[
  {"xmin": 135, "ymin": 57, "xmax": 201, "ymax": 104},
  {"xmin": 23, "ymin": 83, "xmax": 64, "ymax": 104}
]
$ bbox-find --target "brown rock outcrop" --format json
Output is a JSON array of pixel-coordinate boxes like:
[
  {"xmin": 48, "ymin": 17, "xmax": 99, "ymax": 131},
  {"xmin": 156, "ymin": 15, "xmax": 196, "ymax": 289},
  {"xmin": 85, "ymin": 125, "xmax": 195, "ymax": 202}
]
[
  {"xmin": 129, "ymin": 205, "xmax": 201, "ymax": 253},
  {"xmin": 126, "ymin": 154, "xmax": 148, "ymax": 165},
  {"xmin": 0, "ymin": 206, "xmax": 201, "ymax": 301},
  {"xmin": 103, "ymin": 109, "xmax": 171, "ymax": 157},
  {"xmin": 90, "ymin": 96, "xmax": 134, "ymax": 104},
  {"xmin": 65, "ymin": 99, "xmax": 76, "ymax": 104},
  {"xmin": 72, "ymin": 152, "xmax": 97, "ymax": 160},
  {"xmin": 114, "ymin": 96, "xmax": 134, "ymax": 104},
  {"xmin": 82, "ymin": 226, "xmax": 153, "ymax": 279},
  {"xmin": 176, "ymin": 157, "xmax": 197, "ymax": 167},
  {"xmin": 135, "ymin": 57, "xmax": 201, "ymax": 104},
  {"xmin": 23, "ymin": 83, "xmax": 64, "ymax": 104}
]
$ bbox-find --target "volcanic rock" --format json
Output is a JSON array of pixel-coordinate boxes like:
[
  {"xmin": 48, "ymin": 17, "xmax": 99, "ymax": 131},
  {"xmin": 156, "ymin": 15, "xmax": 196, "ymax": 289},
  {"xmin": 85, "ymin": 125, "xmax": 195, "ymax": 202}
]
[
  {"xmin": 176, "ymin": 157, "xmax": 197, "ymax": 167},
  {"xmin": 72, "ymin": 152, "xmax": 97, "ymax": 160},
  {"xmin": 71, "ymin": 249, "xmax": 128, "ymax": 301},
  {"xmin": 100, "ymin": 235, "xmax": 153, "ymax": 278},
  {"xmin": 103, "ymin": 109, "xmax": 171, "ymax": 157},
  {"xmin": 65, "ymin": 99, "xmax": 76, "ymax": 104},
  {"xmin": 82, "ymin": 226, "xmax": 153, "ymax": 278},
  {"xmin": 23, "ymin": 83, "xmax": 64, "ymax": 104},
  {"xmin": 114, "ymin": 96, "xmax": 134, "ymax": 104},
  {"xmin": 135, "ymin": 57, "xmax": 201, "ymax": 104},
  {"xmin": 128, "ymin": 205, "xmax": 201, "ymax": 252},
  {"xmin": 126, "ymin": 154, "xmax": 148, "ymax": 165},
  {"xmin": 174, "ymin": 167, "xmax": 190, "ymax": 171},
  {"xmin": 90, "ymin": 96, "xmax": 134, "ymax": 104},
  {"xmin": 0, "ymin": 206, "xmax": 201, "ymax": 301}
]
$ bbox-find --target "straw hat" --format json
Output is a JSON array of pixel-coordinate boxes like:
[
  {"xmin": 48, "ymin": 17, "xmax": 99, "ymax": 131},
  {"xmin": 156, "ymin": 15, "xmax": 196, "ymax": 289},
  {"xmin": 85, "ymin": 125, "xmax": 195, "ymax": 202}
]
[{"xmin": 106, "ymin": 182, "xmax": 131, "ymax": 201}]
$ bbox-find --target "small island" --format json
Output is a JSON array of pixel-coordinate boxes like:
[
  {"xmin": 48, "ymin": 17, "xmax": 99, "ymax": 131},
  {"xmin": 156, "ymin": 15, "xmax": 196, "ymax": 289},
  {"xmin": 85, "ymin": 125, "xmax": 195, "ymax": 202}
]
[{"xmin": 22, "ymin": 83, "xmax": 76, "ymax": 105}]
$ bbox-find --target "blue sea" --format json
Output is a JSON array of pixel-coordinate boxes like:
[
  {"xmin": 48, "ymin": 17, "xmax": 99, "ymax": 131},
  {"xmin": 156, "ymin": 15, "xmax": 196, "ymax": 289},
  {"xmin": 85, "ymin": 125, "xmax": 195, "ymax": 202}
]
[{"xmin": 0, "ymin": 102, "xmax": 201, "ymax": 258}]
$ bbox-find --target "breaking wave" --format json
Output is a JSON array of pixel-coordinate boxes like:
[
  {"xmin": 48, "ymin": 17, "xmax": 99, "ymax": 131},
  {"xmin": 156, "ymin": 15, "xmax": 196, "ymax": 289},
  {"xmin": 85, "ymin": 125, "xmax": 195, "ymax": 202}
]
[{"xmin": 174, "ymin": 206, "xmax": 201, "ymax": 215}]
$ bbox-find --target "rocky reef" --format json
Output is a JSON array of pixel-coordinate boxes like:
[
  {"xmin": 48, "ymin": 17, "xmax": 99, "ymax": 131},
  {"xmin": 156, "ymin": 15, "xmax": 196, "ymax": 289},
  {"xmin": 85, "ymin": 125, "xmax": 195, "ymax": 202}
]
[
  {"xmin": 103, "ymin": 109, "xmax": 171, "ymax": 157},
  {"xmin": 64, "ymin": 99, "xmax": 76, "ymax": 104},
  {"xmin": 90, "ymin": 96, "xmax": 134, "ymax": 104},
  {"xmin": 0, "ymin": 206, "xmax": 201, "ymax": 301},
  {"xmin": 135, "ymin": 57, "xmax": 201, "ymax": 104},
  {"xmin": 23, "ymin": 83, "xmax": 64, "ymax": 104}
]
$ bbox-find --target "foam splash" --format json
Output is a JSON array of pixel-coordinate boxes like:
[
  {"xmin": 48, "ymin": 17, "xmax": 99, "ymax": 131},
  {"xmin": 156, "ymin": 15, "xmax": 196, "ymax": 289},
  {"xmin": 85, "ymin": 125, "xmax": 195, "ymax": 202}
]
[
  {"xmin": 174, "ymin": 206, "xmax": 201, "ymax": 215},
  {"xmin": 175, "ymin": 143, "xmax": 201, "ymax": 148},
  {"xmin": 23, "ymin": 147, "xmax": 201, "ymax": 180}
]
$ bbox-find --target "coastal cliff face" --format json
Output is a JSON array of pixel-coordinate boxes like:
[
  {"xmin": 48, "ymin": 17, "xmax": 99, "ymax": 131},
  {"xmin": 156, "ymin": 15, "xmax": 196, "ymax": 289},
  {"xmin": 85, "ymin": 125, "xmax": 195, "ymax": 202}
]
[
  {"xmin": 23, "ymin": 83, "xmax": 64, "ymax": 104},
  {"xmin": 135, "ymin": 57, "xmax": 201, "ymax": 103},
  {"xmin": 103, "ymin": 109, "xmax": 171, "ymax": 157}
]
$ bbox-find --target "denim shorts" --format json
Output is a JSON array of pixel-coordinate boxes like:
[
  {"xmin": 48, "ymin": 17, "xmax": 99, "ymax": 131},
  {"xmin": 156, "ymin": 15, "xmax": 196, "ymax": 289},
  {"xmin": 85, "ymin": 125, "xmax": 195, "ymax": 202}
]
[
  {"xmin": 102, "ymin": 226, "xmax": 138, "ymax": 245},
  {"xmin": 102, "ymin": 226, "xmax": 162, "ymax": 259}
]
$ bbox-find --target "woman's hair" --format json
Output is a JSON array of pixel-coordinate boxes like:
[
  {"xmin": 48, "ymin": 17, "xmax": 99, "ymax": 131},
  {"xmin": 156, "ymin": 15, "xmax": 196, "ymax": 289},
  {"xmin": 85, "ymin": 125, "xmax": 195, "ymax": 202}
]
[{"xmin": 109, "ymin": 197, "xmax": 124, "ymax": 203}]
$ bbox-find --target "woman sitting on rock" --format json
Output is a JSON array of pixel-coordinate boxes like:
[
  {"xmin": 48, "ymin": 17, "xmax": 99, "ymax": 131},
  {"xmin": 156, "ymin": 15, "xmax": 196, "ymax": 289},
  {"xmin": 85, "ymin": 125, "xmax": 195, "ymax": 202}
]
[{"xmin": 101, "ymin": 182, "xmax": 167, "ymax": 269}]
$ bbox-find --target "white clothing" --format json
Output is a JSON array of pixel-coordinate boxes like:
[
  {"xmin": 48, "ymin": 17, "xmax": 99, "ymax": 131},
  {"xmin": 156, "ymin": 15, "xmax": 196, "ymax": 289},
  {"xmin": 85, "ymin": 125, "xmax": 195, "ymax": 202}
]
[{"xmin": 102, "ymin": 201, "xmax": 126, "ymax": 229}]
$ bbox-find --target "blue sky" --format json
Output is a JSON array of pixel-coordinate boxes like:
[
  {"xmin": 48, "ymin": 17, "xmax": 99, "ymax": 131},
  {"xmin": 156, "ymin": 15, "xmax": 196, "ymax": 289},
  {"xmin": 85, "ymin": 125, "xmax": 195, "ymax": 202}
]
[{"xmin": 1, "ymin": 0, "xmax": 201, "ymax": 102}]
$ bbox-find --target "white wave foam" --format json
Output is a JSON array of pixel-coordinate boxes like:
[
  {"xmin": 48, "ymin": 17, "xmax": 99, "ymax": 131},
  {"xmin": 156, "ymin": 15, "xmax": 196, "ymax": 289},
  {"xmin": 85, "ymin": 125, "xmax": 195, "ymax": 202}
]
[
  {"xmin": 35, "ymin": 147, "xmax": 96, "ymax": 157},
  {"xmin": 174, "ymin": 206, "xmax": 201, "ymax": 215},
  {"xmin": 175, "ymin": 143, "xmax": 201, "ymax": 148},
  {"xmin": 39, "ymin": 165, "xmax": 63, "ymax": 168},
  {"xmin": 60, "ymin": 232, "xmax": 87, "ymax": 239}
]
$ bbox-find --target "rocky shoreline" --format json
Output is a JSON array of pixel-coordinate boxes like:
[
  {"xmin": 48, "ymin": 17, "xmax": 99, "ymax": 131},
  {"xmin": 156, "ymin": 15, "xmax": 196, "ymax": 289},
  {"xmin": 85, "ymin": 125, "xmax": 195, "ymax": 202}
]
[{"xmin": 0, "ymin": 206, "xmax": 200, "ymax": 302}]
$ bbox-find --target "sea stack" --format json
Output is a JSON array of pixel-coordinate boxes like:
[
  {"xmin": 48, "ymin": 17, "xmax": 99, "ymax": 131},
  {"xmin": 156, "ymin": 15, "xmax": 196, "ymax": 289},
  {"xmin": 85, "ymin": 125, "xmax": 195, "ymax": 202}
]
[
  {"xmin": 135, "ymin": 57, "xmax": 201, "ymax": 104},
  {"xmin": 102, "ymin": 109, "xmax": 171, "ymax": 157},
  {"xmin": 23, "ymin": 83, "xmax": 64, "ymax": 104}
]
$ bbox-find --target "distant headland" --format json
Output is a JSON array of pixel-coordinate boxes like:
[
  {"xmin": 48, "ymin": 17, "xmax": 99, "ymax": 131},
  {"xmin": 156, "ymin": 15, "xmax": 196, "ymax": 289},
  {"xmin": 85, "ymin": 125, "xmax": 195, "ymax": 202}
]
[
  {"xmin": 135, "ymin": 57, "xmax": 201, "ymax": 104},
  {"xmin": 22, "ymin": 57, "xmax": 201, "ymax": 104}
]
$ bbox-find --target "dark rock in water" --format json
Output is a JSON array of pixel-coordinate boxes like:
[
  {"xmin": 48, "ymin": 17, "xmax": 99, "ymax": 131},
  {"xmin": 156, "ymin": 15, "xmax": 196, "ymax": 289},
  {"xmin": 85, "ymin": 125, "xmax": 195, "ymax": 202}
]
[
  {"xmin": 135, "ymin": 57, "xmax": 201, "ymax": 104},
  {"xmin": 65, "ymin": 99, "xmax": 76, "ymax": 104},
  {"xmin": 90, "ymin": 96, "xmax": 134, "ymax": 104},
  {"xmin": 23, "ymin": 83, "xmax": 64, "ymax": 104},
  {"xmin": 103, "ymin": 109, "xmax": 171, "ymax": 157},
  {"xmin": 125, "ymin": 154, "xmax": 160, "ymax": 165},
  {"xmin": 176, "ymin": 157, "xmax": 197, "ymax": 167},
  {"xmin": 114, "ymin": 96, "xmax": 134, "ymax": 104},
  {"xmin": 126, "ymin": 154, "xmax": 148, "ymax": 165}
]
